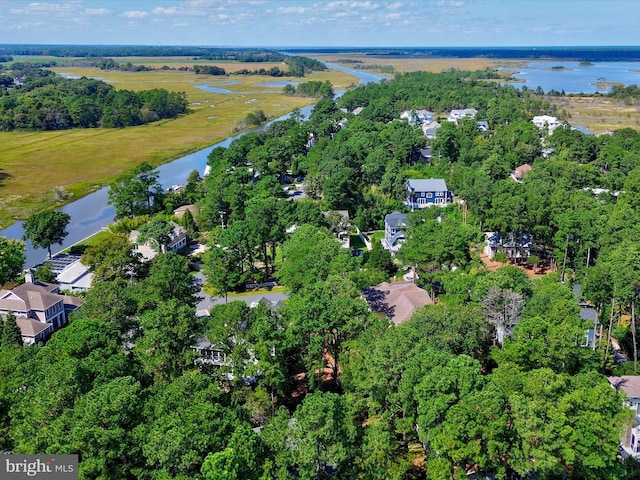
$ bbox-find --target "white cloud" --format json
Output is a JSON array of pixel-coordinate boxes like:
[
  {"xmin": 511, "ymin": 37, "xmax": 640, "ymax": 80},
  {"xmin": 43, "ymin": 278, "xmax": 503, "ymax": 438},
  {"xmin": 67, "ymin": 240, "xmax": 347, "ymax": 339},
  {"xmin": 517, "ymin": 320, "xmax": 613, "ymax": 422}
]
[
  {"xmin": 84, "ymin": 8, "xmax": 110, "ymax": 16},
  {"xmin": 276, "ymin": 6, "xmax": 308, "ymax": 15},
  {"xmin": 122, "ymin": 11, "xmax": 149, "ymax": 19},
  {"xmin": 8, "ymin": 21, "xmax": 48, "ymax": 30},
  {"xmin": 153, "ymin": 6, "xmax": 182, "ymax": 16},
  {"xmin": 319, "ymin": 1, "xmax": 381, "ymax": 14}
]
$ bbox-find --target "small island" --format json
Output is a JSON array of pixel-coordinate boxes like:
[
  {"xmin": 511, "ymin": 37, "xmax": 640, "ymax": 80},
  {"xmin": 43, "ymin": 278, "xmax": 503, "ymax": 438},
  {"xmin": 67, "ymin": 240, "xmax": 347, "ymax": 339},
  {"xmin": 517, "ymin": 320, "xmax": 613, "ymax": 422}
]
[{"xmin": 580, "ymin": 61, "xmax": 595, "ymax": 66}]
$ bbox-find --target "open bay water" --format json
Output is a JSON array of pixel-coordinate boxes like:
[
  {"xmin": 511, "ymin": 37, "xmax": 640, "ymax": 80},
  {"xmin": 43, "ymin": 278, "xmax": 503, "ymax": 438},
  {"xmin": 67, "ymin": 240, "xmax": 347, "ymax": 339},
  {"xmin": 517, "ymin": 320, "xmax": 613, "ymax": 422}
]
[{"xmin": 504, "ymin": 60, "xmax": 640, "ymax": 94}]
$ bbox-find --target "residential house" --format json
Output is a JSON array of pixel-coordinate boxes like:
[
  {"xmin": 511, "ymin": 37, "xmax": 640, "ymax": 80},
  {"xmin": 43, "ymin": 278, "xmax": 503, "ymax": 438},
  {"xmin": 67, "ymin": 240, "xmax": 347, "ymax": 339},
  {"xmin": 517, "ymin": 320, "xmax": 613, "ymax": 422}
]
[
  {"xmin": 250, "ymin": 296, "xmax": 286, "ymax": 310},
  {"xmin": 573, "ymin": 284, "xmax": 599, "ymax": 349},
  {"xmin": 45, "ymin": 253, "xmax": 93, "ymax": 292},
  {"xmin": 477, "ymin": 120, "xmax": 489, "ymax": 132},
  {"xmin": 608, "ymin": 376, "xmax": 640, "ymax": 457},
  {"xmin": 362, "ymin": 281, "xmax": 433, "ymax": 325},
  {"xmin": 192, "ymin": 297, "xmax": 282, "ymax": 380},
  {"xmin": 484, "ymin": 232, "xmax": 533, "ymax": 263},
  {"xmin": 532, "ymin": 115, "xmax": 561, "ymax": 135},
  {"xmin": 418, "ymin": 147, "xmax": 433, "ymax": 163},
  {"xmin": 422, "ymin": 121, "xmax": 441, "ymax": 139},
  {"xmin": 541, "ymin": 147, "xmax": 556, "ymax": 158},
  {"xmin": 129, "ymin": 221, "xmax": 188, "ymax": 261},
  {"xmin": 401, "ymin": 109, "xmax": 434, "ymax": 126},
  {"xmin": 383, "ymin": 211, "xmax": 408, "ymax": 255},
  {"xmin": 14, "ymin": 317, "xmax": 53, "ymax": 345},
  {"xmin": 173, "ymin": 204, "xmax": 199, "ymax": 220},
  {"xmin": 406, "ymin": 178, "xmax": 453, "ymax": 210},
  {"xmin": 322, "ymin": 210, "xmax": 351, "ymax": 249},
  {"xmin": 511, "ymin": 163, "xmax": 532, "ymax": 182},
  {"xmin": 448, "ymin": 108, "xmax": 478, "ymax": 123},
  {"xmin": 55, "ymin": 260, "xmax": 93, "ymax": 292},
  {"xmin": 193, "ymin": 336, "xmax": 229, "ymax": 367},
  {"xmin": 352, "ymin": 106, "xmax": 364, "ymax": 116},
  {"xmin": 0, "ymin": 271, "xmax": 82, "ymax": 345}
]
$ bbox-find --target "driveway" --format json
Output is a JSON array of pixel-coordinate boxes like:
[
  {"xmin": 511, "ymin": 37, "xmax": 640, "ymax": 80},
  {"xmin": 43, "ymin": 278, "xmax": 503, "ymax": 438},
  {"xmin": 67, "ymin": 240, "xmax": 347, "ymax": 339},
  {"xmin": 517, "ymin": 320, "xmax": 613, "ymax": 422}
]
[{"xmin": 194, "ymin": 267, "xmax": 288, "ymax": 313}]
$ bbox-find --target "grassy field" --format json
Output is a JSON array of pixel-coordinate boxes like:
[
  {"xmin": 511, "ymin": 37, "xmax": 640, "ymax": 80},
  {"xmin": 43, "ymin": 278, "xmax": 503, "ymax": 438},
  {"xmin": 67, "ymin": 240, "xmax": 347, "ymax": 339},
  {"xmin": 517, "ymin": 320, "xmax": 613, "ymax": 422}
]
[
  {"xmin": 4, "ymin": 54, "xmax": 639, "ymax": 227},
  {"xmin": 303, "ymin": 53, "xmax": 525, "ymax": 75},
  {"xmin": 548, "ymin": 95, "xmax": 640, "ymax": 134},
  {"xmin": 0, "ymin": 59, "xmax": 357, "ymax": 227}
]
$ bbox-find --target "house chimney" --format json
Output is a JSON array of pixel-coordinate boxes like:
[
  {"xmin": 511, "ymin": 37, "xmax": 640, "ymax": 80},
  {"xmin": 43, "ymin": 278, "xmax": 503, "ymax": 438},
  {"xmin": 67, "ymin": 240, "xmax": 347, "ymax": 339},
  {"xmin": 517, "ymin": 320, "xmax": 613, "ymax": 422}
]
[{"xmin": 24, "ymin": 270, "xmax": 34, "ymax": 284}]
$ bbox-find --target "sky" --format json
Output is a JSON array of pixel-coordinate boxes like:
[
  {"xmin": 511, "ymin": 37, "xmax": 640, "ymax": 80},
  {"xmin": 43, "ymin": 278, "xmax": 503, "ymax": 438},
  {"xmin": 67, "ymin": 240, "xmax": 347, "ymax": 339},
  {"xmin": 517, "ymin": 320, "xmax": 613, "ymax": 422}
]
[{"xmin": 1, "ymin": 0, "xmax": 639, "ymax": 48}]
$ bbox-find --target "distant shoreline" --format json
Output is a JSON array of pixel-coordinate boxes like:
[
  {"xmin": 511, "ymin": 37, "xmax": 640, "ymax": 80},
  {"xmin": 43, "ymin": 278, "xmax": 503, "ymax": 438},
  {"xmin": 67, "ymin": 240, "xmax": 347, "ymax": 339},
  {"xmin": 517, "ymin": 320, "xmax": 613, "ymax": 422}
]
[
  {"xmin": 2, "ymin": 44, "xmax": 640, "ymax": 62},
  {"xmin": 286, "ymin": 46, "xmax": 640, "ymax": 62}
]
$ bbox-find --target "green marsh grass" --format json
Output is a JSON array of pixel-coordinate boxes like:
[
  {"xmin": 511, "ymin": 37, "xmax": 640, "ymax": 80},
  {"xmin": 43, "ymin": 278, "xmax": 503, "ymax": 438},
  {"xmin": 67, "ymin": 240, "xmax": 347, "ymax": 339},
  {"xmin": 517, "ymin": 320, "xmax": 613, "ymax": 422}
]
[{"xmin": 0, "ymin": 61, "xmax": 357, "ymax": 226}]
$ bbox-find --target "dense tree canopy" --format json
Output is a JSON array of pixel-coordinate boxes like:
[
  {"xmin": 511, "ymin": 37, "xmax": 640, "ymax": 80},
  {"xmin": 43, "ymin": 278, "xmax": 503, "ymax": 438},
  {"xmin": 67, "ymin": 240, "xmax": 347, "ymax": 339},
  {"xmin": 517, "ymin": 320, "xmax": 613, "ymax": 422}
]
[
  {"xmin": 4, "ymin": 64, "xmax": 640, "ymax": 480},
  {"xmin": 0, "ymin": 65, "xmax": 188, "ymax": 131}
]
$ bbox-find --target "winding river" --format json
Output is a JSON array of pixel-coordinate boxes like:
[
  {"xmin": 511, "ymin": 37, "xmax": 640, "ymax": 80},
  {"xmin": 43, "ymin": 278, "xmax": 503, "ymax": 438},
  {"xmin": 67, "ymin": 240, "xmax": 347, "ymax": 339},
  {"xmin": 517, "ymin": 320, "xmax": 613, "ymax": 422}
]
[
  {"xmin": 6, "ymin": 56, "xmax": 640, "ymax": 267},
  {"xmin": 1, "ymin": 63, "xmax": 383, "ymax": 267}
]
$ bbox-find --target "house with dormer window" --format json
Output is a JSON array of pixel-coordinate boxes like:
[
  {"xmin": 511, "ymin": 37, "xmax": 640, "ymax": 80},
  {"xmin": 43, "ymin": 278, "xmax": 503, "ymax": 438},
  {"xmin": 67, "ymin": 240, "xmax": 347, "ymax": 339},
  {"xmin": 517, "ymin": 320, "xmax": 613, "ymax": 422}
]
[{"xmin": 0, "ymin": 271, "xmax": 82, "ymax": 344}]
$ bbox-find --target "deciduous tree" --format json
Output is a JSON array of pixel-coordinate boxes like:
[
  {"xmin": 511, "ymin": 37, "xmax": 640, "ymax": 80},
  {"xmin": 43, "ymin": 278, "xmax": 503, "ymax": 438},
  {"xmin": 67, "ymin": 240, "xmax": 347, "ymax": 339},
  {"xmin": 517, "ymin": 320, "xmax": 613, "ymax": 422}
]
[
  {"xmin": 23, "ymin": 210, "xmax": 70, "ymax": 258},
  {"xmin": 0, "ymin": 237, "xmax": 25, "ymax": 285}
]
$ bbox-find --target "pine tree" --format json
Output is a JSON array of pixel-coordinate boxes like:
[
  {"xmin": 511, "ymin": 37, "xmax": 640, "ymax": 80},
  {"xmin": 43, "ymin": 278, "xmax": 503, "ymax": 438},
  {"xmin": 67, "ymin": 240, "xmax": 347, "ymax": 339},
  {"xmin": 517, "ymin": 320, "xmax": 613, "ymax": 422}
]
[{"xmin": 1, "ymin": 311, "xmax": 23, "ymax": 347}]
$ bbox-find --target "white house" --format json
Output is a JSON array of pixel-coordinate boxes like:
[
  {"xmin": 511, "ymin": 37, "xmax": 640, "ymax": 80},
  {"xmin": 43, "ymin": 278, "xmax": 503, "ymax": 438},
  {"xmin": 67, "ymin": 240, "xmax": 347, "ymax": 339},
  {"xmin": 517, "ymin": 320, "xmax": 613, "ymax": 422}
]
[
  {"xmin": 401, "ymin": 109, "xmax": 434, "ymax": 126},
  {"xmin": 422, "ymin": 121, "xmax": 441, "ymax": 139},
  {"xmin": 130, "ymin": 222, "xmax": 188, "ymax": 261},
  {"xmin": 532, "ymin": 115, "xmax": 561, "ymax": 135},
  {"xmin": 45, "ymin": 253, "xmax": 93, "ymax": 292},
  {"xmin": 608, "ymin": 376, "xmax": 640, "ymax": 457},
  {"xmin": 448, "ymin": 108, "xmax": 478, "ymax": 123}
]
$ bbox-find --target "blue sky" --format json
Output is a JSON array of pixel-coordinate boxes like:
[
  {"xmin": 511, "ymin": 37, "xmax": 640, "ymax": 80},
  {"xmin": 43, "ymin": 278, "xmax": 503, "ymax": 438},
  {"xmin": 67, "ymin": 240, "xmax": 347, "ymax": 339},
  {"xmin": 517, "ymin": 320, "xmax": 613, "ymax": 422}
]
[{"xmin": 1, "ymin": 0, "xmax": 639, "ymax": 47}]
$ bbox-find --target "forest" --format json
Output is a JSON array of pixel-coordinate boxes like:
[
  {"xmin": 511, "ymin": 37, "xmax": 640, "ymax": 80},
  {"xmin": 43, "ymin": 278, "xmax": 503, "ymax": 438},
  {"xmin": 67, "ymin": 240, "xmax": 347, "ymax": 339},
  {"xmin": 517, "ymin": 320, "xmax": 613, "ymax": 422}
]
[
  {"xmin": 2, "ymin": 68, "xmax": 640, "ymax": 479},
  {"xmin": 0, "ymin": 45, "xmax": 293, "ymax": 59},
  {"xmin": 79, "ymin": 55, "xmax": 326, "ymax": 78},
  {"xmin": 0, "ymin": 64, "xmax": 189, "ymax": 130}
]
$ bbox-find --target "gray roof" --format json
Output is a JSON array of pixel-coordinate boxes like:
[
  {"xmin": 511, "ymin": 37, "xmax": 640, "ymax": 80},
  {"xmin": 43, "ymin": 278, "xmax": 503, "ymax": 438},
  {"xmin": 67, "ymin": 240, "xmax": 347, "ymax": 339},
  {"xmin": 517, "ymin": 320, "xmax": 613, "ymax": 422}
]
[
  {"xmin": 406, "ymin": 178, "xmax": 449, "ymax": 192},
  {"xmin": 8, "ymin": 283, "xmax": 62, "ymax": 311},
  {"xmin": 580, "ymin": 307, "xmax": 598, "ymax": 322},
  {"xmin": 608, "ymin": 376, "xmax": 640, "ymax": 399},
  {"xmin": 16, "ymin": 317, "xmax": 53, "ymax": 337},
  {"xmin": 385, "ymin": 211, "xmax": 407, "ymax": 229}
]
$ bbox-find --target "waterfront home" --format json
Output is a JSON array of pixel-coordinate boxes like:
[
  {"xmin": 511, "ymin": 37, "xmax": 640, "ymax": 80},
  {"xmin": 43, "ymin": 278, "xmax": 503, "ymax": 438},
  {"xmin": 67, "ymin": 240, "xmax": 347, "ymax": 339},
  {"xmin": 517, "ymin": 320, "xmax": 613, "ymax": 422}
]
[
  {"xmin": 130, "ymin": 222, "xmax": 188, "ymax": 261},
  {"xmin": 0, "ymin": 271, "xmax": 82, "ymax": 344}
]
